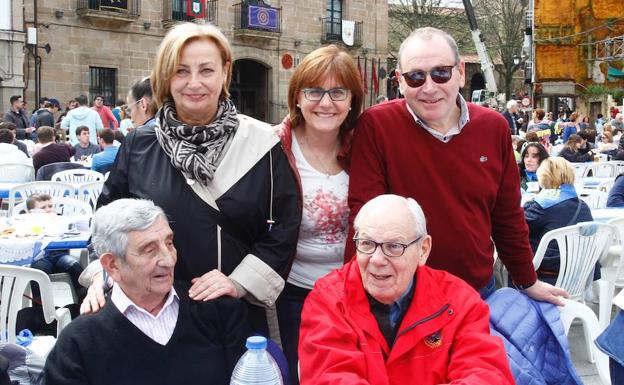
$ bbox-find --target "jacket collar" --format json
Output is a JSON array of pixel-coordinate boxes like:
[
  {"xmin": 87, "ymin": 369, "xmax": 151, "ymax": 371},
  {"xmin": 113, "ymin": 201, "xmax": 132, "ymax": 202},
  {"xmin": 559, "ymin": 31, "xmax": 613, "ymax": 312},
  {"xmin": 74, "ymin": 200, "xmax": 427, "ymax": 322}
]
[{"xmin": 343, "ymin": 260, "xmax": 454, "ymax": 360}]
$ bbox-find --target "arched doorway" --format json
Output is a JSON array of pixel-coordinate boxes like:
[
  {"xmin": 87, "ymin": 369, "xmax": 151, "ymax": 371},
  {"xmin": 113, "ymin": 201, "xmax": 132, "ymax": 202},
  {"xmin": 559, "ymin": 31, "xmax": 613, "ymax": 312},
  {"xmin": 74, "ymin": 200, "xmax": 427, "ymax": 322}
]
[
  {"xmin": 230, "ymin": 59, "xmax": 269, "ymax": 122},
  {"xmin": 470, "ymin": 72, "xmax": 486, "ymax": 96}
]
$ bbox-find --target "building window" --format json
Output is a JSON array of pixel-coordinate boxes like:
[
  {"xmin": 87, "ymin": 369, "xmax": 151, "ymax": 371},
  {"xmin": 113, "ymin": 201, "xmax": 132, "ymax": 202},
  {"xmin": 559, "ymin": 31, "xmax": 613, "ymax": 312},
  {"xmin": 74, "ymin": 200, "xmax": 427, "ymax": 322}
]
[
  {"xmin": 326, "ymin": 0, "xmax": 342, "ymax": 39},
  {"xmin": 170, "ymin": 0, "xmax": 218, "ymax": 23},
  {"xmin": 89, "ymin": 67, "xmax": 117, "ymax": 106}
]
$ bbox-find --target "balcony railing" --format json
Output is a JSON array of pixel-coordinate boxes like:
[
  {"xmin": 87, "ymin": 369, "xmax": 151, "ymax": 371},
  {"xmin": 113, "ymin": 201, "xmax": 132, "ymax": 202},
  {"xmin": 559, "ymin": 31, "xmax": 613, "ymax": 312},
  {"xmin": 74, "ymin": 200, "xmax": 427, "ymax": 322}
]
[
  {"xmin": 321, "ymin": 18, "xmax": 362, "ymax": 47},
  {"xmin": 77, "ymin": 0, "xmax": 140, "ymax": 19},
  {"xmin": 169, "ymin": 0, "xmax": 218, "ymax": 24},
  {"xmin": 233, "ymin": 2, "xmax": 282, "ymax": 35}
]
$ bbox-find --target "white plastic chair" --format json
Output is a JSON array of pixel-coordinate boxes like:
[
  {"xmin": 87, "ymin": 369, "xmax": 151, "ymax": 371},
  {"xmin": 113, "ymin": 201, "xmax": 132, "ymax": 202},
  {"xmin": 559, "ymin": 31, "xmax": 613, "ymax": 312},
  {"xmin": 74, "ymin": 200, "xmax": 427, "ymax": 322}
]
[
  {"xmin": 572, "ymin": 163, "xmax": 590, "ymax": 180},
  {"xmin": 12, "ymin": 197, "xmax": 93, "ymax": 217},
  {"xmin": 610, "ymin": 161, "xmax": 624, "ymax": 176},
  {"xmin": 578, "ymin": 188, "xmax": 608, "ymax": 209},
  {"xmin": 533, "ymin": 222, "xmax": 615, "ymax": 357},
  {"xmin": 0, "ymin": 265, "xmax": 71, "ymax": 344},
  {"xmin": 7, "ymin": 181, "xmax": 74, "ymax": 216},
  {"xmin": 597, "ymin": 217, "xmax": 624, "ymax": 329},
  {"xmin": 0, "ymin": 163, "xmax": 35, "ymax": 183},
  {"xmin": 586, "ymin": 163, "xmax": 618, "ymax": 178},
  {"xmin": 559, "ymin": 299, "xmax": 611, "ymax": 384},
  {"xmin": 51, "ymin": 169, "xmax": 104, "ymax": 183},
  {"xmin": 76, "ymin": 181, "xmax": 104, "ymax": 211},
  {"xmin": 597, "ymin": 179, "xmax": 615, "ymax": 194}
]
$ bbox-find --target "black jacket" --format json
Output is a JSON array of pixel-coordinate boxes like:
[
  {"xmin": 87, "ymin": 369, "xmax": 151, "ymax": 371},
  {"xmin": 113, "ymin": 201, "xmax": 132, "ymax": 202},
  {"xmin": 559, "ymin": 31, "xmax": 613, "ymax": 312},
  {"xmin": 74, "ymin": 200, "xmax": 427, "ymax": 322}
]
[
  {"xmin": 557, "ymin": 147, "xmax": 592, "ymax": 163},
  {"xmin": 98, "ymin": 115, "xmax": 301, "ymax": 333}
]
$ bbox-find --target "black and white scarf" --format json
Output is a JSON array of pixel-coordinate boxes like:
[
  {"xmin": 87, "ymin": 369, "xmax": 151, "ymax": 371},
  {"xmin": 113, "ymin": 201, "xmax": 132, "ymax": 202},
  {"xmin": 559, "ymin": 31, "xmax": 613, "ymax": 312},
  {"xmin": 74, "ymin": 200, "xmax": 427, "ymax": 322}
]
[{"xmin": 155, "ymin": 98, "xmax": 239, "ymax": 185}]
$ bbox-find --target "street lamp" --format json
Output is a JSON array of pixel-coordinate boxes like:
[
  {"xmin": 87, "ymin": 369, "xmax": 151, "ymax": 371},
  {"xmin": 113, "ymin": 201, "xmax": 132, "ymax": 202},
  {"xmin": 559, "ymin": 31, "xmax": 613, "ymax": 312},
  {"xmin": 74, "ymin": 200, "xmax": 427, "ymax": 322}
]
[{"xmin": 513, "ymin": 55, "xmax": 521, "ymax": 66}]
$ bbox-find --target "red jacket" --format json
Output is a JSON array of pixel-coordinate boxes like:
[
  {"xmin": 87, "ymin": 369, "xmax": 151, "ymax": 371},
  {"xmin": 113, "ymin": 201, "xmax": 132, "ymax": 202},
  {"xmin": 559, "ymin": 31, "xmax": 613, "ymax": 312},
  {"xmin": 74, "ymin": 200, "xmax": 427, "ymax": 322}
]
[
  {"xmin": 299, "ymin": 260, "xmax": 515, "ymax": 385},
  {"xmin": 92, "ymin": 105, "xmax": 119, "ymax": 129}
]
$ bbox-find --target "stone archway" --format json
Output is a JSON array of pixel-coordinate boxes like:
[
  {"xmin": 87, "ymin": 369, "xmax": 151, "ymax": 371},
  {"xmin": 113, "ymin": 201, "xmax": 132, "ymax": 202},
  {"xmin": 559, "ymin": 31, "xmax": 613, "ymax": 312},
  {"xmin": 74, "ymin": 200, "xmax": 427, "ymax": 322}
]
[
  {"xmin": 230, "ymin": 59, "xmax": 269, "ymax": 122},
  {"xmin": 470, "ymin": 72, "xmax": 486, "ymax": 97}
]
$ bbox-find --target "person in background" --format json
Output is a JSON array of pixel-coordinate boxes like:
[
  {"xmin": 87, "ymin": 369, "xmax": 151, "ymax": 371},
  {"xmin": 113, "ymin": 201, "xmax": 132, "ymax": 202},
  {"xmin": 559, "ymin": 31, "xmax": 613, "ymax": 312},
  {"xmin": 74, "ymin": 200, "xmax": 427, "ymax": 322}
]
[
  {"xmin": 80, "ymin": 22, "xmax": 300, "ymax": 343},
  {"xmin": 118, "ymin": 106, "xmax": 133, "ymax": 135},
  {"xmin": 519, "ymin": 142, "xmax": 549, "ymax": 192},
  {"xmin": 523, "ymin": 157, "xmax": 597, "ymax": 285},
  {"xmin": 0, "ymin": 122, "xmax": 29, "ymax": 157},
  {"xmin": 91, "ymin": 96, "xmax": 118, "ymax": 130},
  {"xmin": 579, "ymin": 115, "xmax": 590, "ymax": 130},
  {"xmin": 91, "ymin": 128, "xmax": 119, "ymax": 174},
  {"xmin": 502, "ymin": 99, "xmax": 523, "ymax": 135},
  {"xmin": 561, "ymin": 112, "xmax": 580, "ymax": 143},
  {"xmin": 44, "ymin": 199, "xmax": 249, "ymax": 385},
  {"xmin": 111, "ymin": 99, "xmax": 126, "ymax": 124},
  {"xmin": 126, "ymin": 77, "xmax": 157, "ymax": 129},
  {"xmin": 274, "ymin": 44, "xmax": 363, "ymax": 385},
  {"xmin": 61, "ymin": 95, "xmax": 103, "ymax": 146},
  {"xmin": 596, "ymin": 131, "xmax": 618, "ymax": 158},
  {"xmin": 595, "ymin": 113, "xmax": 605, "ymax": 135},
  {"xmin": 347, "ymin": 26, "xmax": 566, "ymax": 305},
  {"xmin": 611, "ymin": 113, "xmax": 624, "ymax": 132},
  {"xmin": 73, "ymin": 126, "xmax": 101, "ymax": 161},
  {"xmin": 607, "ymin": 172, "xmax": 624, "ymax": 207},
  {"xmin": 3, "ymin": 95, "xmax": 33, "ymax": 140},
  {"xmin": 32, "ymin": 126, "xmax": 73, "ymax": 175},
  {"xmin": 511, "ymin": 135, "xmax": 522, "ymax": 163},
  {"xmin": 0, "ymin": 128, "xmax": 31, "ymax": 166},
  {"xmin": 34, "ymin": 100, "xmax": 60, "ymax": 129},
  {"xmin": 557, "ymin": 134, "xmax": 595, "ymax": 163},
  {"xmin": 26, "ymin": 193, "xmax": 85, "ymax": 302},
  {"xmin": 299, "ymin": 195, "xmax": 515, "ymax": 385}
]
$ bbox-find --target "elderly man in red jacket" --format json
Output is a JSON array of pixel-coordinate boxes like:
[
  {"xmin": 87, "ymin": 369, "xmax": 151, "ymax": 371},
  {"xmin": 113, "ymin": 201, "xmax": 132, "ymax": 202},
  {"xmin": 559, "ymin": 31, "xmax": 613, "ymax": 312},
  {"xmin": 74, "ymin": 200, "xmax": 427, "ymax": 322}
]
[{"xmin": 299, "ymin": 195, "xmax": 515, "ymax": 385}]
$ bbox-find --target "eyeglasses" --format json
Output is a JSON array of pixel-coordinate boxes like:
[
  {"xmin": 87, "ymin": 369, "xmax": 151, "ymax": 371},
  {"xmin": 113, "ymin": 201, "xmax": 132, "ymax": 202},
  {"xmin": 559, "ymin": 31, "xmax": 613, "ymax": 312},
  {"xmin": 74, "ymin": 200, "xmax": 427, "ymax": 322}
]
[
  {"xmin": 301, "ymin": 87, "xmax": 349, "ymax": 102},
  {"xmin": 401, "ymin": 65, "xmax": 456, "ymax": 88},
  {"xmin": 353, "ymin": 235, "xmax": 423, "ymax": 258},
  {"xmin": 124, "ymin": 98, "xmax": 142, "ymax": 113}
]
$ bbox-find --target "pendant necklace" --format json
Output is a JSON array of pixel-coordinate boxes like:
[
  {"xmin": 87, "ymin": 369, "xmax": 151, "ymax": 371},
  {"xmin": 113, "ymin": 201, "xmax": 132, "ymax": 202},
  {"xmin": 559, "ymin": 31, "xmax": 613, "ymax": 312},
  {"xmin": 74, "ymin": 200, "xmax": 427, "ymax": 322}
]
[{"xmin": 300, "ymin": 133, "xmax": 337, "ymax": 178}]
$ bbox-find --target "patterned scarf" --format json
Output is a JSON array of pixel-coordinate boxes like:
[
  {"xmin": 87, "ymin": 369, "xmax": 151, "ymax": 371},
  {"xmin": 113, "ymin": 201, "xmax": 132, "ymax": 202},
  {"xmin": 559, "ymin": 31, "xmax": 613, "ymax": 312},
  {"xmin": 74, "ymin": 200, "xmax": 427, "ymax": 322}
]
[{"xmin": 155, "ymin": 98, "xmax": 239, "ymax": 185}]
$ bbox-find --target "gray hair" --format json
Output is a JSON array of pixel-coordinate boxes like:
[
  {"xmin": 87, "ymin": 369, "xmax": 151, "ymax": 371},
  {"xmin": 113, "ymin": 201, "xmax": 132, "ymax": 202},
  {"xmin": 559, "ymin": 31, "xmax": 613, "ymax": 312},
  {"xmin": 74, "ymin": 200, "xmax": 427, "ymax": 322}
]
[
  {"xmin": 397, "ymin": 27, "xmax": 461, "ymax": 73},
  {"xmin": 91, "ymin": 199, "xmax": 167, "ymax": 259},
  {"xmin": 506, "ymin": 99, "xmax": 518, "ymax": 109},
  {"xmin": 353, "ymin": 194, "xmax": 427, "ymax": 238}
]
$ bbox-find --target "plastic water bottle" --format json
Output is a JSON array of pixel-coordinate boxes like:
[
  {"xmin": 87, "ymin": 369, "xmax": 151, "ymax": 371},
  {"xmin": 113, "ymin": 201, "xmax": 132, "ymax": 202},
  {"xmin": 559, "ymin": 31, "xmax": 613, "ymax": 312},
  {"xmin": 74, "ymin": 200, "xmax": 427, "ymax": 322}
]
[{"xmin": 230, "ymin": 336, "xmax": 284, "ymax": 385}]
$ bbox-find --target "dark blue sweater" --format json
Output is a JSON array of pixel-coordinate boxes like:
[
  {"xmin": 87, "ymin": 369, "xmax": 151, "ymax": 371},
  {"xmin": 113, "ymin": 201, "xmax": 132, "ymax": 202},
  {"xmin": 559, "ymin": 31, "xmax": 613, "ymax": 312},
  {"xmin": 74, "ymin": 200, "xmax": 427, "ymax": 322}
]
[
  {"xmin": 44, "ymin": 283, "xmax": 250, "ymax": 385},
  {"xmin": 607, "ymin": 174, "xmax": 624, "ymax": 207}
]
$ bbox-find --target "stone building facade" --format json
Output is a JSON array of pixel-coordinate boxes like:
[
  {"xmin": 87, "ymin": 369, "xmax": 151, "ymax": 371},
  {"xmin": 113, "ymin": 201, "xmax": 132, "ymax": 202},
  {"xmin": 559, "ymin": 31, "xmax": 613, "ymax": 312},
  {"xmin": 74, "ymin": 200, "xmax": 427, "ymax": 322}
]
[{"xmin": 1, "ymin": 0, "xmax": 388, "ymax": 124}]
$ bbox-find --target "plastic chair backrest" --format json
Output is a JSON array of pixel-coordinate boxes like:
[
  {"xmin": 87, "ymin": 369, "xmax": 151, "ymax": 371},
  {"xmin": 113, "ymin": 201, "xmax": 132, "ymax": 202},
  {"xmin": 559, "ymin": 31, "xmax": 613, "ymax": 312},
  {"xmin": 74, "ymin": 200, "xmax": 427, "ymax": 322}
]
[
  {"xmin": 0, "ymin": 163, "xmax": 35, "ymax": 183},
  {"xmin": 12, "ymin": 197, "xmax": 93, "ymax": 217},
  {"xmin": 7, "ymin": 181, "xmax": 74, "ymax": 216},
  {"xmin": 597, "ymin": 179, "xmax": 615, "ymax": 193},
  {"xmin": 533, "ymin": 222, "xmax": 614, "ymax": 300},
  {"xmin": 609, "ymin": 161, "xmax": 624, "ymax": 176},
  {"xmin": 51, "ymin": 169, "xmax": 104, "ymax": 183},
  {"xmin": 0, "ymin": 265, "xmax": 68, "ymax": 344},
  {"xmin": 571, "ymin": 163, "xmax": 589, "ymax": 180},
  {"xmin": 586, "ymin": 163, "xmax": 618, "ymax": 177},
  {"xmin": 605, "ymin": 217, "xmax": 624, "ymax": 287},
  {"xmin": 578, "ymin": 188, "xmax": 608, "ymax": 209},
  {"xmin": 76, "ymin": 181, "xmax": 104, "ymax": 211},
  {"xmin": 35, "ymin": 162, "xmax": 86, "ymax": 181}
]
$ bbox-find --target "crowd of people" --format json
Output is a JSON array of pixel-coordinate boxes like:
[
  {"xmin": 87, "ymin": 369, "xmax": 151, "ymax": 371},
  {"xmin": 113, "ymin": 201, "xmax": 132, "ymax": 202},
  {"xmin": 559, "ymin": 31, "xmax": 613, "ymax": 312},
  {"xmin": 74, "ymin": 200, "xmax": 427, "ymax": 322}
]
[{"xmin": 1, "ymin": 21, "xmax": 623, "ymax": 385}]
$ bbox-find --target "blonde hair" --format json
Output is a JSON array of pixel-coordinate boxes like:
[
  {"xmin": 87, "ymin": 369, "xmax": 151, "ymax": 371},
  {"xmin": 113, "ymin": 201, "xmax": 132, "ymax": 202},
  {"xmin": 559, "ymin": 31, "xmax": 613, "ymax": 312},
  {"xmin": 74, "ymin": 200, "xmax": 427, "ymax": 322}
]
[
  {"xmin": 537, "ymin": 157, "xmax": 575, "ymax": 189},
  {"xmin": 151, "ymin": 22, "xmax": 232, "ymax": 109},
  {"xmin": 287, "ymin": 45, "xmax": 363, "ymax": 137}
]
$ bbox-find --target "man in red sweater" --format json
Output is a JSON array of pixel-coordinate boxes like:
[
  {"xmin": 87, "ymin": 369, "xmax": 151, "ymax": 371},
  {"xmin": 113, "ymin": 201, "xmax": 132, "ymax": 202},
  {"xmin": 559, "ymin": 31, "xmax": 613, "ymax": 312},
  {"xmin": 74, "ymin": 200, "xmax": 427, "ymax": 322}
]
[
  {"xmin": 347, "ymin": 27, "xmax": 567, "ymax": 305},
  {"xmin": 92, "ymin": 95, "xmax": 119, "ymax": 130}
]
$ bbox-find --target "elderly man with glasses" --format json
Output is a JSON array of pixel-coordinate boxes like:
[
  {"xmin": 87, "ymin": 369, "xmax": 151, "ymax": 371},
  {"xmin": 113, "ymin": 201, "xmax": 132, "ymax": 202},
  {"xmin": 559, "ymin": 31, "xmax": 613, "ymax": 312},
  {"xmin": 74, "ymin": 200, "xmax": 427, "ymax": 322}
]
[
  {"xmin": 299, "ymin": 194, "xmax": 514, "ymax": 385},
  {"xmin": 346, "ymin": 27, "xmax": 568, "ymax": 305}
]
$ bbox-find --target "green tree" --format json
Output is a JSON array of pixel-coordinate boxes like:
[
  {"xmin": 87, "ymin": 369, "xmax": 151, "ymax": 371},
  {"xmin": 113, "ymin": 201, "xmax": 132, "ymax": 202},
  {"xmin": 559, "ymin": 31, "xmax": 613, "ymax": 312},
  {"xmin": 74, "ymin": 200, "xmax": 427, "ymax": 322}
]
[{"xmin": 472, "ymin": 0, "xmax": 528, "ymax": 99}]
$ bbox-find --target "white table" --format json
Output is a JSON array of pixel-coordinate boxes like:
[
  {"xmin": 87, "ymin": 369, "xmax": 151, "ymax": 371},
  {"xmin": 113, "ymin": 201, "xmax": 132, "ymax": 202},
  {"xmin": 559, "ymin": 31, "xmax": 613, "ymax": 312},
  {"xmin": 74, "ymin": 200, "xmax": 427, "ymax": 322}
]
[{"xmin": 590, "ymin": 208, "xmax": 624, "ymax": 223}]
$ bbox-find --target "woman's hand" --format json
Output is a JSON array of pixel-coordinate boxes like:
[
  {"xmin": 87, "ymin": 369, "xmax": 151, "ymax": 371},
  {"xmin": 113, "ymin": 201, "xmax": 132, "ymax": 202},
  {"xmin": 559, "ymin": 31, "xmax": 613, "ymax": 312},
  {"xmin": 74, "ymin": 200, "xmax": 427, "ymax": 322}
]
[
  {"xmin": 189, "ymin": 269, "xmax": 239, "ymax": 301},
  {"xmin": 80, "ymin": 272, "xmax": 109, "ymax": 314}
]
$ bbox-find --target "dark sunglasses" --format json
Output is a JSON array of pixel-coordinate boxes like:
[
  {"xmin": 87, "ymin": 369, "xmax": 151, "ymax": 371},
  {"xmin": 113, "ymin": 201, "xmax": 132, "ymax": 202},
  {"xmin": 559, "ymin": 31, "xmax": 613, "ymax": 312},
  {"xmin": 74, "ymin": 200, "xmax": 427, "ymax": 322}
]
[{"xmin": 401, "ymin": 65, "xmax": 456, "ymax": 88}]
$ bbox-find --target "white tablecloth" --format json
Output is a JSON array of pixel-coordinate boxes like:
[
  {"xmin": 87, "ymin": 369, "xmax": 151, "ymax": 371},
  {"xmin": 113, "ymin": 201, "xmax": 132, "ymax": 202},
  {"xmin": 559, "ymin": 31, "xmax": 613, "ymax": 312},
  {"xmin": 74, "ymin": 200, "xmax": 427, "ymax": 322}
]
[{"xmin": 590, "ymin": 208, "xmax": 624, "ymax": 223}]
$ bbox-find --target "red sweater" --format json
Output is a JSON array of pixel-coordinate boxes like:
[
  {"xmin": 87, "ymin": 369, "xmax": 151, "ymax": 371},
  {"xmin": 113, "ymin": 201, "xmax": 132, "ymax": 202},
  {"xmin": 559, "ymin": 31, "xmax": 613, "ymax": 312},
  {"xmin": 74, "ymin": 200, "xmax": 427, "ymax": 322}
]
[
  {"xmin": 347, "ymin": 99, "xmax": 537, "ymax": 288},
  {"xmin": 92, "ymin": 105, "xmax": 119, "ymax": 129}
]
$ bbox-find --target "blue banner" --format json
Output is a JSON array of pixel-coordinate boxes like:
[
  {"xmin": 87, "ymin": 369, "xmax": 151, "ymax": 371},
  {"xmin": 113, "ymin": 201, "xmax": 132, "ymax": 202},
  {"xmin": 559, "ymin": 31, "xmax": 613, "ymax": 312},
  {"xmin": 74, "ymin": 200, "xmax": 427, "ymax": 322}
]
[{"xmin": 248, "ymin": 5, "xmax": 278, "ymax": 31}]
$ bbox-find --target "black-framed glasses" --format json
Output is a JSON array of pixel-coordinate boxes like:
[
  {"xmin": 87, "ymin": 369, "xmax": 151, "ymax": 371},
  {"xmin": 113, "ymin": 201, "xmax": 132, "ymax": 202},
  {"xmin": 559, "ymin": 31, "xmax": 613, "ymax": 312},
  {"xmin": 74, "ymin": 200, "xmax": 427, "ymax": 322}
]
[
  {"xmin": 353, "ymin": 235, "xmax": 423, "ymax": 258},
  {"xmin": 401, "ymin": 65, "xmax": 456, "ymax": 88},
  {"xmin": 301, "ymin": 87, "xmax": 350, "ymax": 102}
]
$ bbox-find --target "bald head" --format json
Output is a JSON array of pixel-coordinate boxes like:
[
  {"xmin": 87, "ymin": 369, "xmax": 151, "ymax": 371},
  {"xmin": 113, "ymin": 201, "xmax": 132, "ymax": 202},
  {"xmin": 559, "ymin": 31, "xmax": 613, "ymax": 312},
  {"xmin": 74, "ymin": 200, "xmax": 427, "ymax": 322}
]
[{"xmin": 354, "ymin": 195, "xmax": 427, "ymax": 238}]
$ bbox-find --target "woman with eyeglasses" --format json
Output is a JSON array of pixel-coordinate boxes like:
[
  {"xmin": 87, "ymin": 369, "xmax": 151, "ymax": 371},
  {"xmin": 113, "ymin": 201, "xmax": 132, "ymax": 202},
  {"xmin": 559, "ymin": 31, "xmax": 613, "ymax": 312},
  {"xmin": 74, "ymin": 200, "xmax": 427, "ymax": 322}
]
[
  {"xmin": 83, "ymin": 22, "xmax": 301, "ymax": 341},
  {"xmin": 274, "ymin": 45, "xmax": 364, "ymax": 385}
]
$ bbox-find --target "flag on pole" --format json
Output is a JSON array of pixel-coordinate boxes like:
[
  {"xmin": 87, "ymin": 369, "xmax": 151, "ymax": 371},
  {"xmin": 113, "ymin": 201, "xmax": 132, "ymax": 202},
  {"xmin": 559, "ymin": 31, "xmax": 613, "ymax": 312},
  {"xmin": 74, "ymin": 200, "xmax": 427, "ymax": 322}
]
[
  {"xmin": 187, "ymin": 0, "xmax": 205, "ymax": 18},
  {"xmin": 372, "ymin": 60, "xmax": 379, "ymax": 95},
  {"xmin": 363, "ymin": 57, "xmax": 368, "ymax": 94}
]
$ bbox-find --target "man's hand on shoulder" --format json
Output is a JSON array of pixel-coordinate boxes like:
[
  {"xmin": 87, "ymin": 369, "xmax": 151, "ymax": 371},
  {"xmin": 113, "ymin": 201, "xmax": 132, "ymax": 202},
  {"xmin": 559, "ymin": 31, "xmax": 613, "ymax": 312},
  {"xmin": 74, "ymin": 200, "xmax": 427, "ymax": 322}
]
[{"xmin": 522, "ymin": 280, "xmax": 569, "ymax": 306}]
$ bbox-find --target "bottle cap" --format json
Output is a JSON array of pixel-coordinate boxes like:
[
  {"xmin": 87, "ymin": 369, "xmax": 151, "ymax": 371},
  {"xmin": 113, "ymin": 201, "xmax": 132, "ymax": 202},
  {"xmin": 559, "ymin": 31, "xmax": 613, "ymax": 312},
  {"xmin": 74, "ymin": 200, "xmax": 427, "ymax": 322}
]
[{"xmin": 246, "ymin": 335, "xmax": 267, "ymax": 350}]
